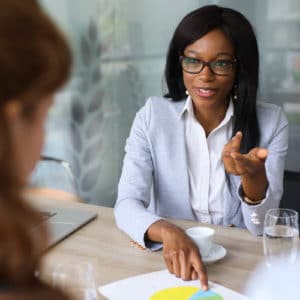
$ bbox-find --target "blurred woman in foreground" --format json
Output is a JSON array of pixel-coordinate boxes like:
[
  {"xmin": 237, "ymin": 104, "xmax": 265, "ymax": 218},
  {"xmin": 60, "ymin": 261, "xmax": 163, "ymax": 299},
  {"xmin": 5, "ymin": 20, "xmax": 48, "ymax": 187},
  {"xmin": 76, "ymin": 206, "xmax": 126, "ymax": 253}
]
[{"xmin": 0, "ymin": 0, "xmax": 71, "ymax": 298}]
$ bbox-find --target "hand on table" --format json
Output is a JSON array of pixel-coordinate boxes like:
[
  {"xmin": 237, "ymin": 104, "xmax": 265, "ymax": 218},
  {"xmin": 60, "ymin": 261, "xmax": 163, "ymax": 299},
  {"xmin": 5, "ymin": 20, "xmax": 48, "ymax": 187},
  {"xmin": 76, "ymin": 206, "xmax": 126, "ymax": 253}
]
[{"xmin": 159, "ymin": 223, "xmax": 208, "ymax": 290}]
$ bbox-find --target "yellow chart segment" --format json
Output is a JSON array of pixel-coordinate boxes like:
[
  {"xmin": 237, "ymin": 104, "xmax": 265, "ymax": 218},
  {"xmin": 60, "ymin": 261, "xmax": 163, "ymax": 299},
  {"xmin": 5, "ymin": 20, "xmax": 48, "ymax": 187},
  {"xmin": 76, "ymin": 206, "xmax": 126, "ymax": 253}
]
[{"xmin": 150, "ymin": 286, "xmax": 223, "ymax": 300}]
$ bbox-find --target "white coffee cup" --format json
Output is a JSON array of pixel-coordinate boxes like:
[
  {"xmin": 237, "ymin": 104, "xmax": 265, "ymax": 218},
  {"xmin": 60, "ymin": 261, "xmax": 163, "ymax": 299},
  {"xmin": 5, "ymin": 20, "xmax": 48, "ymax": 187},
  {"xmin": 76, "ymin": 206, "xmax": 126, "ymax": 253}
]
[{"xmin": 186, "ymin": 226, "xmax": 215, "ymax": 258}]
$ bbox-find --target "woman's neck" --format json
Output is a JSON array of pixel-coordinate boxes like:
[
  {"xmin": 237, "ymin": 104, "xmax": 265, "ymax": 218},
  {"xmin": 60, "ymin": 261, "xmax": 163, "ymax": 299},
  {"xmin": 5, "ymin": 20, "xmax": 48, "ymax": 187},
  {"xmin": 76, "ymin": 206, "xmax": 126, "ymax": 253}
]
[{"xmin": 193, "ymin": 100, "xmax": 230, "ymax": 136}]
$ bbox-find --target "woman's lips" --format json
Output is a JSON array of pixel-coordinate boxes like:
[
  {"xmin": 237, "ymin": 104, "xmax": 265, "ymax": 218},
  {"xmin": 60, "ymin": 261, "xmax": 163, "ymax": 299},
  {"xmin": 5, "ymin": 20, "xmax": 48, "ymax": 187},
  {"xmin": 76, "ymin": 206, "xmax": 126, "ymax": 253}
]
[{"xmin": 193, "ymin": 87, "xmax": 217, "ymax": 98}]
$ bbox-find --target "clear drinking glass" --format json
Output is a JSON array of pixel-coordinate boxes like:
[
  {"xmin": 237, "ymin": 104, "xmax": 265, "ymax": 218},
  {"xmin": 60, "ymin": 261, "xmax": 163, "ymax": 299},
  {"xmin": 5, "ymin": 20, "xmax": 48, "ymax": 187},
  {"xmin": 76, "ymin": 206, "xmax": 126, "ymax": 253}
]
[
  {"xmin": 263, "ymin": 208, "xmax": 299, "ymax": 267},
  {"xmin": 52, "ymin": 261, "xmax": 98, "ymax": 300}
]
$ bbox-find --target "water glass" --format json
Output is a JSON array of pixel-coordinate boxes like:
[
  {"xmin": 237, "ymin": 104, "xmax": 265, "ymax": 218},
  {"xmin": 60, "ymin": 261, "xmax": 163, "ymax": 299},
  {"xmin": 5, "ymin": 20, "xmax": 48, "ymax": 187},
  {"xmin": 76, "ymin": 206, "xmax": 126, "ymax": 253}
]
[
  {"xmin": 52, "ymin": 261, "xmax": 98, "ymax": 300},
  {"xmin": 263, "ymin": 208, "xmax": 299, "ymax": 267}
]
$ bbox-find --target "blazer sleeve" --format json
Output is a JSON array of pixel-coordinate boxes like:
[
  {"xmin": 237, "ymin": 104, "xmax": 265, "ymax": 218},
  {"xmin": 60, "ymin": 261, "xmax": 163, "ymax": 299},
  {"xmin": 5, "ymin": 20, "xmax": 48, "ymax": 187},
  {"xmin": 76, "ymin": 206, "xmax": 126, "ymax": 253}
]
[
  {"xmin": 238, "ymin": 105, "xmax": 289, "ymax": 235},
  {"xmin": 114, "ymin": 100, "xmax": 163, "ymax": 250}
]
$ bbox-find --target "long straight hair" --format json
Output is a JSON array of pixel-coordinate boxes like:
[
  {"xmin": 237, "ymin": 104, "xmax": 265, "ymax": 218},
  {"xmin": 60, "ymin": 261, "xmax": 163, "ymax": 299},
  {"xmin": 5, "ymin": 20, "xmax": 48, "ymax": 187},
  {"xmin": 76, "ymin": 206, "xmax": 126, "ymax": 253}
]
[
  {"xmin": 0, "ymin": 0, "xmax": 71, "ymax": 287},
  {"xmin": 164, "ymin": 5, "xmax": 259, "ymax": 153}
]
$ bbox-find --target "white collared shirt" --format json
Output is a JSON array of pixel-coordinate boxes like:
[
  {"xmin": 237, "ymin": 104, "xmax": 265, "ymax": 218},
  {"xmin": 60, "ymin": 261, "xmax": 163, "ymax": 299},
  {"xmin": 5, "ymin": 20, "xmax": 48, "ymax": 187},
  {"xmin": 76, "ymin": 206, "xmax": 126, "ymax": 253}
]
[{"xmin": 181, "ymin": 96, "xmax": 234, "ymax": 224}]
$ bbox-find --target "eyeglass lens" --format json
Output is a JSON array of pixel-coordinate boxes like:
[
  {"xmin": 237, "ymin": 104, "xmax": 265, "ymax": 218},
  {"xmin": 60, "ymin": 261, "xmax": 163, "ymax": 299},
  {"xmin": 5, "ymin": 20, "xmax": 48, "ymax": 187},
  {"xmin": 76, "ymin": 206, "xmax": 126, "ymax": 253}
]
[{"xmin": 181, "ymin": 57, "xmax": 235, "ymax": 75}]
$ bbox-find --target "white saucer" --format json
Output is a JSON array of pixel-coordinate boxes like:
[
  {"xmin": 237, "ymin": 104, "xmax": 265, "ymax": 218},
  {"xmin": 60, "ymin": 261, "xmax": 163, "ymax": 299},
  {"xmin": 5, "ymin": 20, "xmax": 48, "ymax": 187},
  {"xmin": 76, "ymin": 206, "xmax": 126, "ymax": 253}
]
[{"xmin": 201, "ymin": 243, "xmax": 227, "ymax": 264}]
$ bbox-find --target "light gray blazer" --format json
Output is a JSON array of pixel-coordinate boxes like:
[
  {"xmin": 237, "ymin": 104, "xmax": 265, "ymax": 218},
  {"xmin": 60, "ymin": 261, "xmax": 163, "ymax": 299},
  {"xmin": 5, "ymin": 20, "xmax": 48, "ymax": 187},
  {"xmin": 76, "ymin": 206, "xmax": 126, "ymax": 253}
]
[{"xmin": 114, "ymin": 97, "xmax": 288, "ymax": 250}]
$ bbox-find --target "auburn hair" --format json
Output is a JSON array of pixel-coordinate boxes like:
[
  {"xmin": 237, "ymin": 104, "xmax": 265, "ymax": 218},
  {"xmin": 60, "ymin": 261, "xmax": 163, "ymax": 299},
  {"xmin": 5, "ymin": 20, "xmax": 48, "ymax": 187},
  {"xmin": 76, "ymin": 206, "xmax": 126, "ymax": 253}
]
[{"xmin": 0, "ymin": 0, "xmax": 71, "ymax": 287}]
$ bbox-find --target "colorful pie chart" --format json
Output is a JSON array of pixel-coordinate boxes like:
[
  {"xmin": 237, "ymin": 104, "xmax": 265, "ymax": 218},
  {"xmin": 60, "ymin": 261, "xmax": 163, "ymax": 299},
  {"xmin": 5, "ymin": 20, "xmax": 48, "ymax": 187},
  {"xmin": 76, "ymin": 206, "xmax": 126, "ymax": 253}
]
[{"xmin": 150, "ymin": 286, "xmax": 223, "ymax": 300}]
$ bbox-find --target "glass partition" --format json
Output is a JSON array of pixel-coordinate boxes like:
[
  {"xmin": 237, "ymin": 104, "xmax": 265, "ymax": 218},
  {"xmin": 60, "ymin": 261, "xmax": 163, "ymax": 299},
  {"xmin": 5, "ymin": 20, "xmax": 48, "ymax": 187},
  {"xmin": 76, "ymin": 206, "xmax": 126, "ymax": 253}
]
[{"xmin": 33, "ymin": 0, "xmax": 300, "ymax": 206}]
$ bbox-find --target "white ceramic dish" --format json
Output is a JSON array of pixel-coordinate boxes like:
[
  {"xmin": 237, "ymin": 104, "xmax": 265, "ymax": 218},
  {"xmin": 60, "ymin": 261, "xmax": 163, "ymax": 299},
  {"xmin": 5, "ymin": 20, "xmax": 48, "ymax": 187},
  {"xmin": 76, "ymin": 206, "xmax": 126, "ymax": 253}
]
[{"xmin": 201, "ymin": 243, "xmax": 227, "ymax": 264}]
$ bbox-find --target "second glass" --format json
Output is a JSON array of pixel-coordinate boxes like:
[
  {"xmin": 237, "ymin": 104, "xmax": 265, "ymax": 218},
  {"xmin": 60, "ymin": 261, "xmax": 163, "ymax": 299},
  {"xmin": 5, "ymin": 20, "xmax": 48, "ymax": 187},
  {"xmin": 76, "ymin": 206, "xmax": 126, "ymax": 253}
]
[
  {"xmin": 52, "ymin": 261, "xmax": 98, "ymax": 300},
  {"xmin": 263, "ymin": 208, "xmax": 299, "ymax": 267}
]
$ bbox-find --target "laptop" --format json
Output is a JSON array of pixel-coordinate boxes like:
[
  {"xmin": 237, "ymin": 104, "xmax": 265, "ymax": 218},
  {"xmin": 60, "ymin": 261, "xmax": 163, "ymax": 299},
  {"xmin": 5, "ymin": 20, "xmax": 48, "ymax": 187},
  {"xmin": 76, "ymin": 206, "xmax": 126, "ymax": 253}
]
[{"xmin": 39, "ymin": 205, "xmax": 97, "ymax": 248}]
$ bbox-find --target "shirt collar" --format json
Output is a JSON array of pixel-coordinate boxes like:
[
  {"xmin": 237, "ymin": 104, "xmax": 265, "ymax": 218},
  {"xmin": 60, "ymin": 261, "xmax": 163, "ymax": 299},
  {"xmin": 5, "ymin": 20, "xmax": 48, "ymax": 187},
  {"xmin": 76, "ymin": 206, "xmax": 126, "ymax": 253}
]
[
  {"xmin": 180, "ymin": 96, "xmax": 234, "ymax": 125},
  {"xmin": 180, "ymin": 96, "xmax": 194, "ymax": 118},
  {"xmin": 221, "ymin": 98, "xmax": 234, "ymax": 127}
]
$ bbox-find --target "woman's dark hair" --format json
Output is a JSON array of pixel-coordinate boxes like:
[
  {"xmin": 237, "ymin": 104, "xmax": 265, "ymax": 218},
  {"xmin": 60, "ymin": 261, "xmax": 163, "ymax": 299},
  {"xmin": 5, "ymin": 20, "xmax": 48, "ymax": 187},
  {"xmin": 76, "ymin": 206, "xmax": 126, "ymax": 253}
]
[
  {"xmin": 0, "ymin": 0, "xmax": 71, "ymax": 290},
  {"xmin": 164, "ymin": 5, "xmax": 259, "ymax": 153}
]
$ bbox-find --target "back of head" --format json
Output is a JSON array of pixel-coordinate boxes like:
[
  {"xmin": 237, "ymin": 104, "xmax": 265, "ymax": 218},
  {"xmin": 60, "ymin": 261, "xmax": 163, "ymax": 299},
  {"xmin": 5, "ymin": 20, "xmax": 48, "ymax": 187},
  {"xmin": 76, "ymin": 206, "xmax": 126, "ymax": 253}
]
[
  {"xmin": 0, "ymin": 0, "xmax": 71, "ymax": 104},
  {"xmin": 164, "ymin": 5, "xmax": 259, "ymax": 152},
  {"xmin": 0, "ymin": 282, "xmax": 71, "ymax": 300},
  {"xmin": 0, "ymin": 0, "xmax": 72, "ymax": 287}
]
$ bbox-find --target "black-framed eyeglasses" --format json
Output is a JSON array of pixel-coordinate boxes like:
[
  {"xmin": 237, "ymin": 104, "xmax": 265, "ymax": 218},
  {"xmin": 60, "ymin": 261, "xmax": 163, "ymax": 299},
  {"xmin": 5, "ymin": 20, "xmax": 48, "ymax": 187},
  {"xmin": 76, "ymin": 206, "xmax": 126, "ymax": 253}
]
[{"xmin": 180, "ymin": 56, "xmax": 237, "ymax": 76}]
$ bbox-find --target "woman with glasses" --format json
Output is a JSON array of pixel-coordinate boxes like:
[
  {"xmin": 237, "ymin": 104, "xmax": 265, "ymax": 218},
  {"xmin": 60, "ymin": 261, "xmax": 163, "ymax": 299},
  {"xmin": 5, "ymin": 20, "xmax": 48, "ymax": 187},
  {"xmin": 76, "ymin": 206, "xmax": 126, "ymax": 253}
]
[{"xmin": 115, "ymin": 5, "xmax": 288, "ymax": 288}]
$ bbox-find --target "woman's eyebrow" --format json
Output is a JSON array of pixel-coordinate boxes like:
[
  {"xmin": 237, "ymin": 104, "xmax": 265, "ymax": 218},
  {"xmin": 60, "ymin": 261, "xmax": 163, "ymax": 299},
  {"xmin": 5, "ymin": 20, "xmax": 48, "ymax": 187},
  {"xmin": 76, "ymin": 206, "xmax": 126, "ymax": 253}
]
[
  {"xmin": 185, "ymin": 50, "xmax": 198, "ymax": 55},
  {"xmin": 216, "ymin": 52, "xmax": 234, "ymax": 56},
  {"xmin": 185, "ymin": 50, "xmax": 234, "ymax": 57}
]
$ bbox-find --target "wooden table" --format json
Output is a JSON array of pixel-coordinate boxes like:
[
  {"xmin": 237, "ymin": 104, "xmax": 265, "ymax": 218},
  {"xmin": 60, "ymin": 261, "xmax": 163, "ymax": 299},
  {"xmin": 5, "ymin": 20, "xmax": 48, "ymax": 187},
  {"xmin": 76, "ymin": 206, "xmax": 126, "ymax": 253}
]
[{"xmin": 28, "ymin": 194, "xmax": 265, "ymax": 299}]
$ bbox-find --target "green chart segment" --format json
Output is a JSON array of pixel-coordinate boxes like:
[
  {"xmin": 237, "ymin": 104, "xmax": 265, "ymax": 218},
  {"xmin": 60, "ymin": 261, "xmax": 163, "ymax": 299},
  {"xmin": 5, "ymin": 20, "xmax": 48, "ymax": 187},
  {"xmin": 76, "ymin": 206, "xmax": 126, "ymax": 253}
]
[{"xmin": 150, "ymin": 286, "xmax": 223, "ymax": 300}]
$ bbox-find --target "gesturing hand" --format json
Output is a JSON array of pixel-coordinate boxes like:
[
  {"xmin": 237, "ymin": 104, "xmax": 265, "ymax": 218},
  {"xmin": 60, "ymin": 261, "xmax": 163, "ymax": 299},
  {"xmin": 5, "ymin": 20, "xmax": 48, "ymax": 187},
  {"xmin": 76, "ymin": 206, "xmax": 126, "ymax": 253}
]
[{"xmin": 222, "ymin": 131, "xmax": 268, "ymax": 176}]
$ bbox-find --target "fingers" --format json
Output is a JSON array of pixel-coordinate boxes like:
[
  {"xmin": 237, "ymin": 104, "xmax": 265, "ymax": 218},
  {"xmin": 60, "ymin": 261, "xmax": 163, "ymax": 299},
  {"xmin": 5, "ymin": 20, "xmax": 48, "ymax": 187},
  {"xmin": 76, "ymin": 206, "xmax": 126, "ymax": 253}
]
[
  {"xmin": 191, "ymin": 269, "xmax": 198, "ymax": 280},
  {"xmin": 164, "ymin": 251, "xmax": 174, "ymax": 275},
  {"xmin": 164, "ymin": 248, "xmax": 208, "ymax": 288},
  {"xmin": 165, "ymin": 250, "xmax": 192, "ymax": 280},
  {"xmin": 172, "ymin": 252, "xmax": 181, "ymax": 278},
  {"xmin": 191, "ymin": 267, "xmax": 208, "ymax": 290},
  {"xmin": 239, "ymin": 147, "xmax": 268, "ymax": 173},
  {"xmin": 223, "ymin": 130, "xmax": 268, "ymax": 176},
  {"xmin": 230, "ymin": 131, "xmax": 242, "ymax": 153},
  {"xmin": 222, "ymin": 131, "xmax": 243, "ymax": 174},
  {"xmin": 229, "ymin": 152, "xmax": 262, "ymax": 176},
  {"xmin": 192, "ymin": 258, "xmax": 208, "ymax": 290},
  {"xmin": 179, "ymin": 250, "xmax": 191, "ymax": 280},
  {"xmin": 254, "ymin": 148, "xmax": 268, "ymax": 161},
  {"xmin": 164, "ymin": 250, "xmax": 180, "ymax": 277},
  {"xmin": 162, "ymin": 229, "xmax": 208, "ymax": 287}
]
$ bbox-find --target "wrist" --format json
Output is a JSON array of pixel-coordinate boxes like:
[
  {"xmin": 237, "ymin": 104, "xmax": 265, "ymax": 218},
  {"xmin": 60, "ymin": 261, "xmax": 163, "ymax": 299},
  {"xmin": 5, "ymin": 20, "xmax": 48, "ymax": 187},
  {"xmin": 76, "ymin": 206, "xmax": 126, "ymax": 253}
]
[
  {"xmin": 243, "ymin": 195, "xmax": 263, "ymax": 206},
  {"xmin": 241, "ymin": 169, "xmax": 268, "ymax": 202},
  {"xmin": 147, "ymin": 220, "xmax": 180, "ymax": 242},
  {"xmin": 160, "ymin": 223, "xmax": 186, "ymax": 245}
]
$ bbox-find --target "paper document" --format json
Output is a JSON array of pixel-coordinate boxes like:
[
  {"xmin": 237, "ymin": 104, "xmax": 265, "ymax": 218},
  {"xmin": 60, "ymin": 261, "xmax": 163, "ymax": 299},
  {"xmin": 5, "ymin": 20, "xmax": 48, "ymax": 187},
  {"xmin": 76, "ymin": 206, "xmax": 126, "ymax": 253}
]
[{"xmin": 99, "ymin": 269, "xmax": 251, "ymax": 300}]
